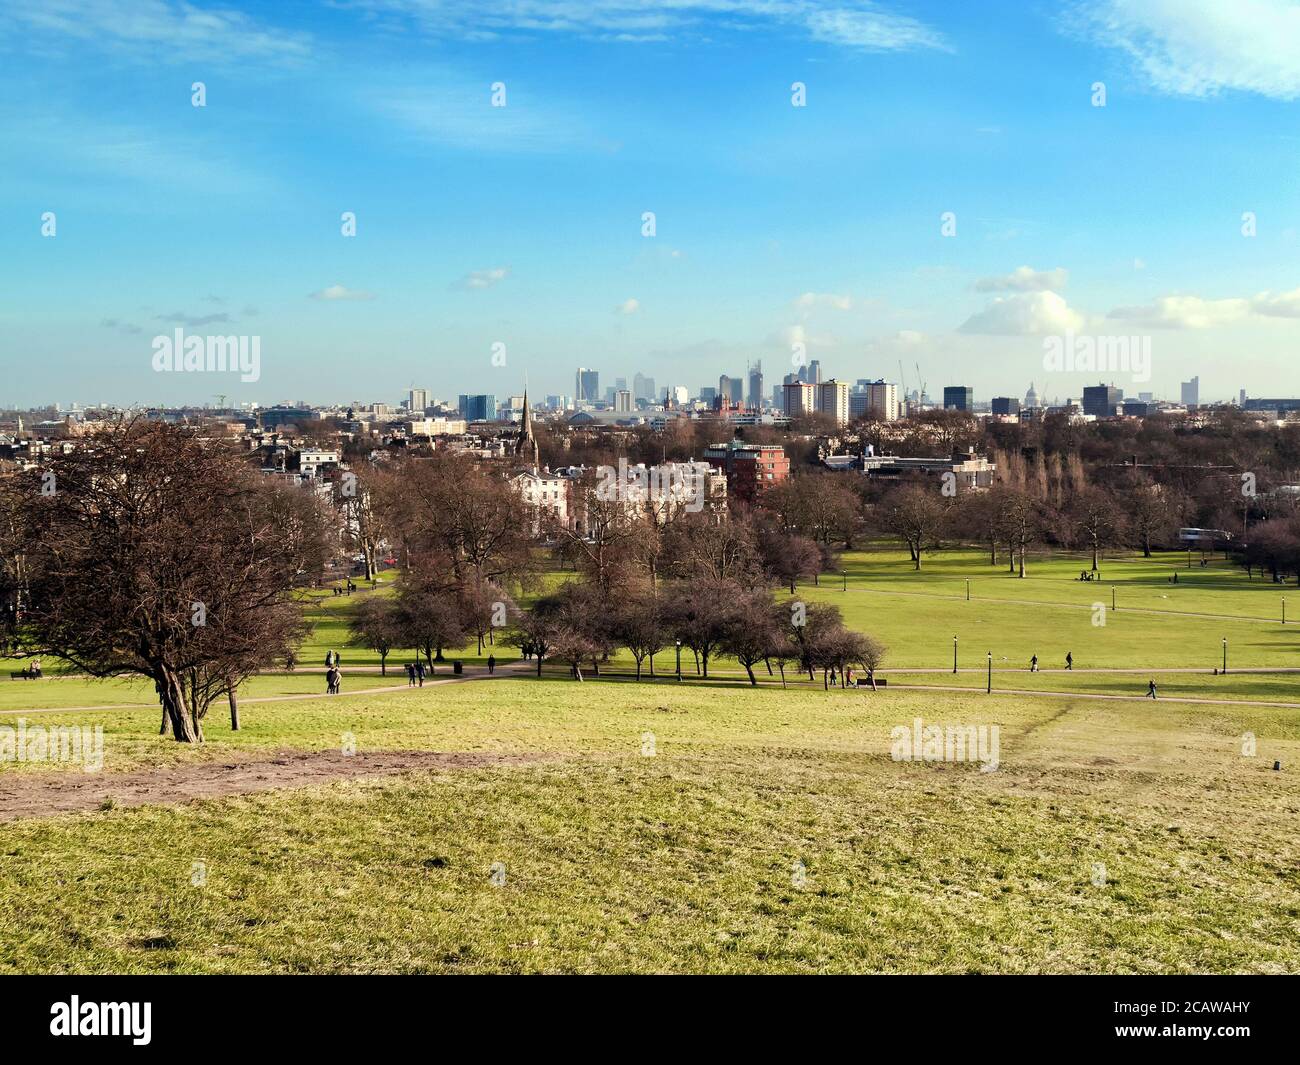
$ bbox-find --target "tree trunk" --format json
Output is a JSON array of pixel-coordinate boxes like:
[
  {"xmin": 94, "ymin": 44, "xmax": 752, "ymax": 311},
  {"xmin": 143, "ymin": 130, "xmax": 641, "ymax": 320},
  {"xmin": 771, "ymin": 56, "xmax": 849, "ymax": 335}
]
[
  {"xmin": 635, "ymin": 657, "xmax": 642, "ymax": 680},
  {"xmin": 380, "ymin": 651, "xmax": 387, "ymax": 676},
  {"xmin": 778, "ymin": 663, "xmax": 787, "ymax": 689},
  {"xmin": 161, "ymin": 669, "xmax": 201, "ymax": 743},
  {"xmin": 744, "ymin": 663, "xmax": 756, "ymax": 686},
  {"xmin": 228, "ymin": 686, "xmax": 240, "ymax": 731}
]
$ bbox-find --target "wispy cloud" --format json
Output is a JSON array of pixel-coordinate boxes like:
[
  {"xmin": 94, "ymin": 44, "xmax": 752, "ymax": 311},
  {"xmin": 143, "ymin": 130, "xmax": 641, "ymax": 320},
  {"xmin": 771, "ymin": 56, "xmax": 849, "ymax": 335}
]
[
  {"xmin": 309, "ymin": 284, "xmax": 376, "ymax": 301},
  {"xmin": 973, "ymin": 266, "xmax": 1068, "ymax": 293},
  {"xmin": 1064, "ymin": 0, "xmax": 1300, "ymax": 99},
  {"xmin": 1, "ymin": 0, "xmax": 314, "ymax": 64},
  {"xmin": 454, "ymin": 267, "xmax": 511, "ymax": 290},
  {"xmin": 959, "ymin": 291, "xmax": 1085, "ymax": 335}
]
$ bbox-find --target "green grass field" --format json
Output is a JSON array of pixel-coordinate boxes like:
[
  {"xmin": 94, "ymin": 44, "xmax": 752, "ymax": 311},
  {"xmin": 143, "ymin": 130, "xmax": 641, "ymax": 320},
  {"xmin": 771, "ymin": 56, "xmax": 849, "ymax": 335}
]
[{"xmin": 2, "ymin": 547, "xmax": 1297, "ymax": 973}]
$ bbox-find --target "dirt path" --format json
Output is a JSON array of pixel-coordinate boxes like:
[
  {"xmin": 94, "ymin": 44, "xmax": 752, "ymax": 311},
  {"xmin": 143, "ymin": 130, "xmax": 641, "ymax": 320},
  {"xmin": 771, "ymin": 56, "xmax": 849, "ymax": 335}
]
[{"xmin": 0, "ymin": 749, "xmax": 549, "ymax": 823}]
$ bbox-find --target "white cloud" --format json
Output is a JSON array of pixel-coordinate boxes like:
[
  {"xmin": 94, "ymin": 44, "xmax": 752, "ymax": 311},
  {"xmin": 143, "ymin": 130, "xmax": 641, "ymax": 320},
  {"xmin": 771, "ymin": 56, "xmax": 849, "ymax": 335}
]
[
  {"xmin": 973, "ymin": 266, "xmax": 1069, "ymax": 293},
  {"xmin": 2, "ymin": 0, "xmax": 313, "ymax": 63},
  {"xmin": 959, "ymin": 291, "xmax": 1085, "ymax": 335},
  {"xmin": 795, "ymin": 291, "xmax": 854, "ymax": 311},
  {"xmin": 309, "ymin": 284, "xmax": 376, "ymax": 302},
  {"xmin": 1067, "ymin": 0, "xmax": 1300, "ymax": 99},
  {"xmin": 1252, "ymin": 286, "xmax": 1300, "ymax": 317},
  {"xmin": 1108, "ymin": 295, "xmax": 1249, "ymax": 328},
  {"xmin": 363, "ymin": 1, "xmax": 950, "ymax": 52},
  {"xmin": 456, "ymin": 267, "xmax": 510, "ymax": 290},
  {"xmin": 617, "ymin": 298, "xmax": 640, "ymax": 315}
]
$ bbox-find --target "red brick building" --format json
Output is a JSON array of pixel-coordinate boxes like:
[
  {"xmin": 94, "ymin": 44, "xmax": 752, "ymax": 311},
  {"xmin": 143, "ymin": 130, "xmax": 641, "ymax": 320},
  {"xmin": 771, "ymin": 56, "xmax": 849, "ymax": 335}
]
[{"xmin": 703, "ymin": 440, "xmax": 789, "ymax": 502}]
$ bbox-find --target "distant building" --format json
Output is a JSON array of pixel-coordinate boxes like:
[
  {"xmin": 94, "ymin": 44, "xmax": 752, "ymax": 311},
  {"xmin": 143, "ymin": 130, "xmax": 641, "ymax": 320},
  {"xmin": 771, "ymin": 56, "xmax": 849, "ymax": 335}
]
[
  {"xmin": 614, "ymin": 389, "xmax": 632, "ymax": 413},
  {"xmin": 458, "ymin": 394, "xmax": 497, "ymax": 422},
  {"xmin": 408, "ymin": 388, "xmax": 429, "ymax": 413},
  {"xmin": 747, "ymin": 362, "xmax": 764, "ymax": 409},
  {"xmin": 1024, "ymin": 382, "xmax": 1040, "ymax": 409},
  {"xmin": 1180, "ymin": 376, "xmax": 1200, "ymax": 407},
  {"xmin": 1082, "ymin": 384, "xmax": 1123, "ymax": 419},
  {"xmin": 575, "ymin": 368, "xmax": 600, "ymax": 405},
  {"xmin": 991, "ymin": 396, "xmax": 1021, "ymax": 416},
  {"xmin": 943, "ymin": 386, "xmax": 973, "ymax": 412},
  {"xmin": 511, "ymin": 469, "xmax": 568, "ymax": 535},
  {"xmin": 703, "ymin": 441, "xmax": 790, "ymax": 502},
  {"xmin": 782, "ymin": 381, "xmax": 816, "ymax": 418},
  {"xmin": 1122, "ymin": 400, "xmax": 1153, "ymax": 417},
  {"xmin": 861, "ymin": 448, "xmax": 996, "ymax": 491},
  {"xmin": 1244, "ymin": 397, "xmax": 1300, "ymax": 414},
  {"xmin": 816, "ymin": 380, "xmax": 850, "ymax": 425}
]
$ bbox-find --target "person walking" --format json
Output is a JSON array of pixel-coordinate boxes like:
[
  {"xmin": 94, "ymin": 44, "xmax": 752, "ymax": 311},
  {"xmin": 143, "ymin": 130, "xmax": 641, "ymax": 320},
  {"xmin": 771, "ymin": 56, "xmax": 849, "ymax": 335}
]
[
  {"xmin": 415, "ymin": 660, "xmax": 425, "ymax": 687},
  {"xmin": 325, "ymin": 666, "xmax": 337, "ymax": 694},
  {"xmin": 1065, "ymin": 652, "xmax": 1073, "ymax": 671},
  {"xmin": 1029, "ymin": 654, "xmax": 1038, "ymax": 673},
  {"xmin": 1146, "ymin": 679, "xmax": 1157, "ymax": 699},
  {"xmin": 488, "ymin": 654, "xmax": 496, "ymax": 675},
  {"xmin": 405, "ymin": 662, "xmax": 415, "ymax": 687},
  {"xmin": 325, "ymin": 650, "xmax": 334, "ymax": 668}
]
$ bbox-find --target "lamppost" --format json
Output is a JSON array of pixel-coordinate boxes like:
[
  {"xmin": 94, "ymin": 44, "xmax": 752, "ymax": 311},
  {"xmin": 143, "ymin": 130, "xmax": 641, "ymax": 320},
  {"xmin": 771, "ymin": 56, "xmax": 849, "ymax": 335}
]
[
  {"xmin": 966, "ymin": 578, "xmax": 970, "ymax": 601},
  {"xmin": 986, "ymin": 651, "xmax": 992, "ymax": 694},
  {"xmin": 1222, "ymin": 637, "xmax": 1228, "ymax": 675},
  {"xmin": 952, "ymin": 635, "xmax": 958, "ymax": 674},
  {"xmin": 1284, "ymin": 597, "xmax": 1287, "ymax": 625},
  {"xmin": 842, "ymin": 571, "xmax": 847, "ymax": 592},
  {"xmin": 1112, "ymin": 586, "xmax": 1116, "ymax": 612},
  {"xmin": 675, "ymin": 639, "xmax": 682, "ymax": 681}
]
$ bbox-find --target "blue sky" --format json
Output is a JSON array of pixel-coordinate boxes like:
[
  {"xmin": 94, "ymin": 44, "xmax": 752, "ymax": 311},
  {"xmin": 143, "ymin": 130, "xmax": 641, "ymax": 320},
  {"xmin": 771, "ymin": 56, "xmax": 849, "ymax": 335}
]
[{"xmin": 2, "ymin": 0, "xmax": 1299, "ymax": 408}]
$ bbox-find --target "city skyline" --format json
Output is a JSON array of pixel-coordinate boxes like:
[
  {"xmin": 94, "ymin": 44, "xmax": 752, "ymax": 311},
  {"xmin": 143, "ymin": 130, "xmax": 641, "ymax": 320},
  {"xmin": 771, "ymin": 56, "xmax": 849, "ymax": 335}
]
[{"xmin": 4, "ymin": 0, "xmax": 1300, "ymax": 406}]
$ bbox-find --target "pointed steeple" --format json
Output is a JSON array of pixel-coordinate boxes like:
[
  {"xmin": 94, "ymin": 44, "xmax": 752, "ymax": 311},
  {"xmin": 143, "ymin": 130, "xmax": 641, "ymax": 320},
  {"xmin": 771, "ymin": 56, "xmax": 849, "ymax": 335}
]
[{"xmin": 515, "ymin": 382, "xmax": 539, "ymax": 470}]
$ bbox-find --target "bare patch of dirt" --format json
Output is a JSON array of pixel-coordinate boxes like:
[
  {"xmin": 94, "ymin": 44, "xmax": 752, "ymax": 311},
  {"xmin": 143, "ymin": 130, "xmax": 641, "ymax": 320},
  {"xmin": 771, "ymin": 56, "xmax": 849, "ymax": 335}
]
[{"xmin": 0, "ymin": 750, "xmax": 547, "ymax": 823}]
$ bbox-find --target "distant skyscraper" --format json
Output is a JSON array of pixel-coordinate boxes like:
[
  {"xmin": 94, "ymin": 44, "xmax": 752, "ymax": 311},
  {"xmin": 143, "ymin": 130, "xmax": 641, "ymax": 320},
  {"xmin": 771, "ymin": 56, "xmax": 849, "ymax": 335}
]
[
  {"xmin": 1239, "ymin": 388, "xmax": 1247, "ymax": 407},
  {"xmin": 408, "ymin": 388, "xmax": 429, "ymax": 413},
  {"xmin": 457, "ymin": 394, "xmax": 497, "ymax": 422},
  {"xmin": 614, "ymin": 389, "xmax": 632, "ymax": 413},
  {"xmin": 943, "ymin": 386, "xmax": 973, "ymax": 412},
  {"xmin": 1082, "ymin": 384, "xmax": 1123, "ymax": 418},
  {"xmin": 576, "ymin": 368, "xmax": 599, "ymax": 405},
  {"xmin": 633, "ymin": 372, "xmax": 656, "ymax": 402},
  {"xmin": 1181, "ymin": 376, "xmax": 1199, "ymax": 407},
  {"xmin": 807, "ymin": 360, "xmax": 823, "ymax": 384},
  {"xmin": 991, "ymin": 396, "xmax": 1021, "ymax": 416},
  {"xmin": 747, "ymin": 361, "xmax": 764, "ymax": 409},
  {"xmin": 718, "ymin": 375, "xmax": 732, "ymax": 404}
]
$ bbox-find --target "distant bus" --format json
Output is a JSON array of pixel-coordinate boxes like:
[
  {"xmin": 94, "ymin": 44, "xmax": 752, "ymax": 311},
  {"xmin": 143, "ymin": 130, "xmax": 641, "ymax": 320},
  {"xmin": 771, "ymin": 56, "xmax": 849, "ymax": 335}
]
[{"xmin": 1178, "ymin": 527, "xmax": 1233, "ymax": 543}]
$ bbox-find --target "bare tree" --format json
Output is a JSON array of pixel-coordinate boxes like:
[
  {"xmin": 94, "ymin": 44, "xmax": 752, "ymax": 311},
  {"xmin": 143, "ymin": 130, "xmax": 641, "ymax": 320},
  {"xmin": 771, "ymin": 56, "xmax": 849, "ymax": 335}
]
[
  {"xmin": 883, "ymin": 485, "xmax": 948, "ymax": 570},
  {"xmin": 8, "ymin": 420, "xmax": 327, "ymax": 742}
]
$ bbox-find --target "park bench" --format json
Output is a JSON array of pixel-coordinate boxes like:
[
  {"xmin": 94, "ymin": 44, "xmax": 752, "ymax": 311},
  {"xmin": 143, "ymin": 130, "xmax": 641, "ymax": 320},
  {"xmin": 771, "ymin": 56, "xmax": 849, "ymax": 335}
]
[{"xmin": 9, "ymin": 668, "xmax": 39, "ymax": 680}]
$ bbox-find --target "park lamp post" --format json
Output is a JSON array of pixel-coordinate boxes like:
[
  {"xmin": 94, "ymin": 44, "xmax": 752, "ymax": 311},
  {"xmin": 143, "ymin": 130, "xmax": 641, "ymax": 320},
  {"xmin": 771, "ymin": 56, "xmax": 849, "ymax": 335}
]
[
  {"xmin": 953, "ymin": 635, "xmax": 958, "ymax": 674},
  {"xmin": 842, "ymin": 570, "xmax": 847, "ymax": 592},
  {"xmin": 966, "ymin": 578, "xmax": 970, "ymax": 601},
  {"xmin": 1284, "ymin": 597, "xmax": 1287, "ymax": 625},
  {"xmin": 1222, "ymin": 637, "xmax": 1228, "ymax": 675},
  {"xmin": 987, "ymin": 651, "xmax": 992, "ymax": 694},
  {"xmin": 675, "ymin": 639, "xmax": 682, "ymax": 682}
]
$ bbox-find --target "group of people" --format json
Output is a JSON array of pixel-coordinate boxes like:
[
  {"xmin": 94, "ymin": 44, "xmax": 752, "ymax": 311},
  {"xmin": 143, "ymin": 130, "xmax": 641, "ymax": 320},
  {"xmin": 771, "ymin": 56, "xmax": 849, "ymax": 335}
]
[
  {"xmin": 330, "ymin": 581, "xmax": 357, "ymax": 597},
  {"xmin": 405, "ymin": 660, "xmax": 427, "ymax": 686},
  {"xmin": 324, "ymin": 650, "xmax": 342, "ymax": 694},
  {"xmin": 1076, "ymin": 570, "xmax": 1099, "ymax": 582},
  {"xmin": 1029, "ymin": 652, "xmax": 1072, "ymax": 671}
]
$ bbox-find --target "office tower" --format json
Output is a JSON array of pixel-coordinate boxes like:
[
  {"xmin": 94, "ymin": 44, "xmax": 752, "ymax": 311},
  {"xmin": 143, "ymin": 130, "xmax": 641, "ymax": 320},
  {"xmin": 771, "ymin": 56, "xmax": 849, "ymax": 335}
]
[
  {"xmin": 576, "ymin": 368, "xmax": 599, "ymax": 405},
  {"xmin": 816, "ymin": 380, "xmax": 849, "ymax": 425},
  {"xmin": 1239, "ymin": 388, "xmax": 1247, "ymax": 407},
  {"xmin": 1139, "ymin": 392, "xmax": 1154, "ymax": 403},
  {"xmin": 747, "ymin": 361, "xmax": 764, "ymax": 408},
  {"xmin": 633, "ymin": 372, "xmax": 656, "ymax": 402},
  {"xmin": 807, "ymin": 360, "xmax": 823, "ymax": 384},
  {"xmin": 1082, "ymin": 385, "xmax": 1123, "ymax": 418},
  {"xmin": 772, "ymin": 384, "xmax": 784, "ymax": 409},
  {"xmin": 849, "ymin": 391, "xmax": 871, "ymax": 420},
  {"xmin": 614, "ymin": 389, "xmax": 632, "ymax": 413},
  {"xmin": 700, "ymin": 387, "xmax": 717, "ymax": 404},
  {"xmin": 782, "ymin": 381, "xmax": 816, "ymax": 417},
  {"xmin": 408, "ymin": 388, "xmax": 429, "ymax": 413},
  {"xmin": 718, "ymin": 375, "xmax": 732, "ymax": 404},
  {"xmin": 943, "ymin": 386, "xmax": 973, "ymax": 412},
  {"xmin": 458, "ymin": 394, "xmax": 497, "ymax": 422},
  {"xmin": 729, "ymin": 376, "xmax": 744, "ymax": 404},
  {"xmin": 991, "ymin": 396, "xmax": 1022, "ymax": 416},
  {"xmin": 670, "ymin": 385, "xmax": 689, "ymax": 406},
  {"xmin": 1180, "ymin": 376, "xmax": 1199, "ymax": 407}
]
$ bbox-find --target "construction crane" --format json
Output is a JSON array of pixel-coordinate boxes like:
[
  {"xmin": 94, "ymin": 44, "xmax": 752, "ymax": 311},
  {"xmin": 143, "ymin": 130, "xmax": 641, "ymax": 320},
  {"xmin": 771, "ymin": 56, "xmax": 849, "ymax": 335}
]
[
  {"xmin": 915, "ymin": 362, "xmax": 927, "ymax": 406},
  {"xmin": 213, "ymin": 393, "xmax": 227, "ymax": 409}
]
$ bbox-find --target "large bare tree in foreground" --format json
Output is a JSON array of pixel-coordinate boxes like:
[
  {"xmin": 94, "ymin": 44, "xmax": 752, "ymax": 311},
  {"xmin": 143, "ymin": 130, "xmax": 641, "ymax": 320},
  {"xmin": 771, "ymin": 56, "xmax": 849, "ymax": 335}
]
[{"xmin": 5, "ymin": 420, "xmax": 329, "ymax": 742}]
